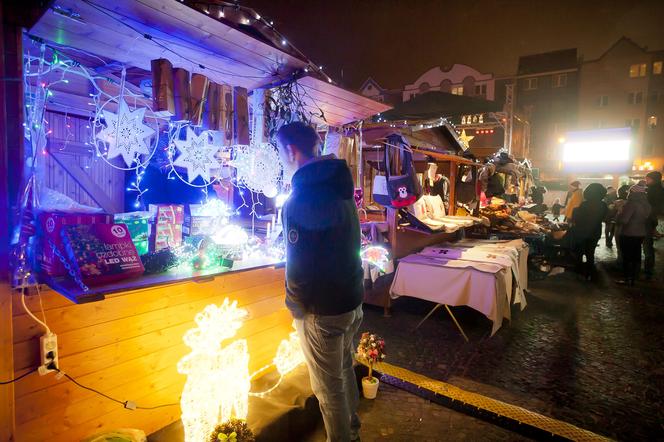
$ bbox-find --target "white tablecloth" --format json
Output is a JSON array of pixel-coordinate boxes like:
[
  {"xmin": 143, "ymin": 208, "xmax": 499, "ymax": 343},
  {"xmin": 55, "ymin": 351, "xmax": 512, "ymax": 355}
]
[{"xmin": 390, "ymin": 239, "xmax": 528, "ymax": 335}]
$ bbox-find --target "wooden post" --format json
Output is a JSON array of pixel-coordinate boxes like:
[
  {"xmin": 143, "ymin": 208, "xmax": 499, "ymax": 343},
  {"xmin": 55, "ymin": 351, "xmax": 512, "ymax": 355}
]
[
  {"xmin": 172, "ymin": 68, "xmax": 191, "ymax": 121},
  {"xmin": 220, "ymin": 84, "xmax": 234, "ymax": 143},
  {"xmin": 150, "ymin": 58, "xmax": 175, "ymax": 117},
  {"xmin": 233, "ymin": 86, "xmax": 249, "ymax": 144},
  {"xmin": 189, "ymin": 73, "xmax": 209, "ymax": 126},
  {"xmin": 449, "ymin": 161, "xmax": 457, "ymax": 216}
]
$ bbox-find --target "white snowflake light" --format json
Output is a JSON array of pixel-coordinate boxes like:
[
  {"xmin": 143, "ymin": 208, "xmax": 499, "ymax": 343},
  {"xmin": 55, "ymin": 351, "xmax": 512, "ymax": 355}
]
[
  {"xmin": 177, "ymin": 300, "xmax": 251, "ymax": 442},
  {"xmin": 231, "ymin": 143, "xmax": 282, "ymax": 197},
  {"xmin": 96, "ymin": 99, "xmax": 155, "ymax": 167},
  {"xmin": 173, "ymin": 128, "xmax": 221, "ymax": 183}
]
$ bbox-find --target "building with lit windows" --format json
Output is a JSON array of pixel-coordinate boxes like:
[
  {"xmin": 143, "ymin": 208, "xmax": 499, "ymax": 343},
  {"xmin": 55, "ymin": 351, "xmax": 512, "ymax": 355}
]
[
  {"xmin": 400, "ymin": 64, "xmax": 495, "ymax": 103},
  {"xmin": 578, "ymin": 37, "xmax": 664, "ymax": 173}
]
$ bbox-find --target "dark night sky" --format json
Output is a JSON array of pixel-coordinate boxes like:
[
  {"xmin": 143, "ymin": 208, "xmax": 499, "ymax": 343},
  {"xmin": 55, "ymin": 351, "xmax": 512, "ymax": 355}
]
[{"xmin": 243, "ymin": 0, "xmax": 664, "ymax": 90}]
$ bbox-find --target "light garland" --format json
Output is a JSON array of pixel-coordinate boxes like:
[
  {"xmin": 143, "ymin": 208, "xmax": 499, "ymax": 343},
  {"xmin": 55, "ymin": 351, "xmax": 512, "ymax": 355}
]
[
  {"xmin": 172, "ymin": 128, "xmax": 222, "ymax": 183},
  {"xmin": 230, "ymin": 143, "xmax": 282, "ymax": 198},
  {"xmin": 177, "ymin": 300, "xmax": 251, "ymax": 442}
]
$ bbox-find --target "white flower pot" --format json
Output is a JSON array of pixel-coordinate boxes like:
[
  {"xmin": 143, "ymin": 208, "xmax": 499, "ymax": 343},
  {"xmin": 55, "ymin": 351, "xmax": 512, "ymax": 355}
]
[{"xmin": 362, "ymin": 376, "xmax": 379, "ymax": 399}]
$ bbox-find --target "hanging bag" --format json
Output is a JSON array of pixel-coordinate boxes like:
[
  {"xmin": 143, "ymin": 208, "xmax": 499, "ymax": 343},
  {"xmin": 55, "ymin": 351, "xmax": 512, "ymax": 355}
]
[{"xmin": 384, "ymin": 135, "xmax": 422, "ymax": 208}]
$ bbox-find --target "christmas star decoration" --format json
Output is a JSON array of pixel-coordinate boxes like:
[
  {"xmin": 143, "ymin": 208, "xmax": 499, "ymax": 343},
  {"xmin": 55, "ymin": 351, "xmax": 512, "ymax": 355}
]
[
  {"xmin": 96, "ymin": 99, "xmax": 155, "ymax": 167},
  {"xmin": 458, "ymin": 129, "xmax": 474, "ymax": 149},
  {"xmin": 173, "ymin": 128, "xmax": 220, "ymax": 183}
]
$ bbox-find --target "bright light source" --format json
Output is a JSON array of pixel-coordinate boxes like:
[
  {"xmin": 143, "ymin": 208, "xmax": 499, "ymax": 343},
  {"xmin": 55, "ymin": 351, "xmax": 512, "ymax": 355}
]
[
  {"xmin": 281, "ymin": 39, "xmax": 287, "ymax": 45},
  {"xmin": 562, "ymin": 139, "xmax": 630, "ymax": 163},
  {"xmin": 275, "ymin": 193, "xmax": 290, "ymax": 208},
  {"xmin": 558, "ymin": 136, "xmax": 566, "ymax": 144}
]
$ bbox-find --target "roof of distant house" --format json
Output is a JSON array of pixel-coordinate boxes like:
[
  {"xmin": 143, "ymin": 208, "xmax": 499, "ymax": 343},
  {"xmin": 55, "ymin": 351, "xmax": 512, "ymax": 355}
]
[
  {"xmin": 517, "ymin": 48, "xmax": 578, "ymax": 75},
  {"xmin": 379, "ymin": 91, "xmax": 502, "ymax": 121}
]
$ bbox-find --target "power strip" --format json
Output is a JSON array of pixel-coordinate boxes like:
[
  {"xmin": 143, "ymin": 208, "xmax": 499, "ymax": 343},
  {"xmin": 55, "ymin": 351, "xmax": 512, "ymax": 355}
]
[{"xmin": 39, "ymin": 332, "xmax": 58, "ymax": 374}]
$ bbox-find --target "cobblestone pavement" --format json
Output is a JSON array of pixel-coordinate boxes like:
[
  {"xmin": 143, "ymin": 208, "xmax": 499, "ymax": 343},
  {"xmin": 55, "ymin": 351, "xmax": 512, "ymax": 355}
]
[
  {"xmin": 304, "ymin": 381, "xmax": 532, "ymax": 442},
  {"xmin": 353, "ymin": 238, "xmax": 664, "ymax": 441}
]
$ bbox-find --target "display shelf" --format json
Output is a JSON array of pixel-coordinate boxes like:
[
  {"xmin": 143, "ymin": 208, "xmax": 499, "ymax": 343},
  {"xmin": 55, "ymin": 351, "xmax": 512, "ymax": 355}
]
[{"xmin": 40, "ymin": 256, "xmax": 284, "ymax": 304}]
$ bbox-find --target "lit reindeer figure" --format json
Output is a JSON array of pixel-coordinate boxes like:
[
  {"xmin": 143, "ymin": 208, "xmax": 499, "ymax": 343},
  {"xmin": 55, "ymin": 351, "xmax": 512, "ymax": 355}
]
[{"xmin": 177, "ymin": 299, "xmax": 250, "ymax": 442}]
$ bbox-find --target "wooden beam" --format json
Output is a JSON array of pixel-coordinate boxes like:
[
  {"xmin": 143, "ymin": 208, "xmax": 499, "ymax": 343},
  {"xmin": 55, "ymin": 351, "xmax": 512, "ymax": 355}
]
[
  {"xmin": 49, "ymin": 152, "xmax": 119, "ymax": 213},
  {"xmin": 411, "ymin": 148, "xmax": 478, "ymax": 166}
]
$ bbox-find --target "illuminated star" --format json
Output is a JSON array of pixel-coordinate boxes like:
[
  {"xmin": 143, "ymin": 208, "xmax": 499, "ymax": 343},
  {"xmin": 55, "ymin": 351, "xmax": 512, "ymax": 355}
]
[
  {"xmin": 173, "ymin": 128, "xmax": 220, "ymax": 183},
  {"xmin": 96, "ymin": 99, "xmax": 155, "ymax": 167},
  {"xmin": 458, "ymin": 129, "xmax": 475, "ymax": 149}
]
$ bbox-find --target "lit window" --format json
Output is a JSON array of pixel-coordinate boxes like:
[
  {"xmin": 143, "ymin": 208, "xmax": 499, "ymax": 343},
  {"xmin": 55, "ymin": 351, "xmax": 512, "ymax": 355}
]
[
  {"xmin": 451, "ymin": 86, "xmax": 464, "ymax": 95},
  {"xmin": 648, "ymin": 115, "xmax": 658, "ymax": 128},
  {"xmin": 629, "ymin": 63, "xmax": 647, "ymax": 77},
  {"xmin": 628, "ymin": 91, "xmax": 643, "ymax": 104},
  {"xmin": 552, "ymin": 73, "xmax": 567, "ymax": 87},
  {"xmin": 596, "ymin": 95, "xmax": 609, "ymax": 107},
  {"xmin": 654, "ymin": 61, "xmax": 663, "ymax": 75},
  {"xmin": 474, "ymin": 84, "xmax": 487, "ymax": 95},
  {"xmin": 524, "ymin": 77, "xmax": 538, "ymax": 90}
]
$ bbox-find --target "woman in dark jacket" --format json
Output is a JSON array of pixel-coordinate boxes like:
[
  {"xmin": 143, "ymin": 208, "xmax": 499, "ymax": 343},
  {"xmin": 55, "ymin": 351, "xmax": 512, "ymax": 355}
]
[
  {"xmin": 567, "ymin": 183, "xmax": 608, "ymax": 280},
  {"xmin": 616, "ymin": 182, "xmax": 652, "ymax": 286}
]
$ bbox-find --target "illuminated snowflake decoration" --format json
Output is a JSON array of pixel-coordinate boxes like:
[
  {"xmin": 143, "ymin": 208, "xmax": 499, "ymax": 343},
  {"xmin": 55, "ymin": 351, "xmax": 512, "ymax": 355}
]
[
  {"xmin": 96, "ymin": 99, "xmax": 155, "ymax": 167},
  {"xmin": 230, "ymin": 143, "xmax": 282, "ymax": 198},
  {"xmin": 177, "ymin": 300, "xmax": 250, "ymax": 442},
  {"xmin": 173, "ymin": 128, "xmax": 221, "ymax": 183}
]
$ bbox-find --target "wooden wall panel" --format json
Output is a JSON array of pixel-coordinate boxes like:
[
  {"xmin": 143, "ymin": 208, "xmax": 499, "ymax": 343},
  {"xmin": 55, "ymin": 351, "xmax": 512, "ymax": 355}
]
[
  {"xmin": 42, "ymin": 111, "xmax": 125, "ymax": 212},
  {"xmin": 12, "ymin": 266, "xmax": 292, "ymax": 442}
]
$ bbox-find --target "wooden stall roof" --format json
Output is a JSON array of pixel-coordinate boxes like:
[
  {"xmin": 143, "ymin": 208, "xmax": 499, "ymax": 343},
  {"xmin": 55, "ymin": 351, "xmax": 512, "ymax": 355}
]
[
  {"xmin": 295, "ymin": 76, "xmax": 392, "ymax": 127},
  {"xmin": 411, "ymin": 148, "xmax": 479, "ymax": 166},
  {"xmin": 28, "ymin": 0, "xmax": 309, "ymax": 90}
]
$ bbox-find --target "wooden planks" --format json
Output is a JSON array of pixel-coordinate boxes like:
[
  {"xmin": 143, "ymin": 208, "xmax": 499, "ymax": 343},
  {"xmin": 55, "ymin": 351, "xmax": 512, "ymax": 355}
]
[{"xmin": 13, "ymin": 266, "xmax": 292, "ymax": 441}]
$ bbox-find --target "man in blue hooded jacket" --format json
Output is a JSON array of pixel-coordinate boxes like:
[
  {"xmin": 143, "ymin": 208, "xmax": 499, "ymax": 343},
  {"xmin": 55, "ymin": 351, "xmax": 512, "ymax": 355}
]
[{"xmin": 277, "ymin": 122, "xmax": 364, "ymax": 442}]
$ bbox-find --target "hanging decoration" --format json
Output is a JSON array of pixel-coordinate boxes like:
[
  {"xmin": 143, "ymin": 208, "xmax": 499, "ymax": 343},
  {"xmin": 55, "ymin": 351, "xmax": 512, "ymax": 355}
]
[
  {"xmin": 458, "ymin": 129, "xmax": 475, "ymax": 150},
  {"xmin": 172, "ymin": 128, "xmax": 221, "ymax": 183},
  {"xmin": 230, "ymin": 143, "xmax": 282, "ymax": 198},
  {"xmin": 95, "ymin": 98, "xmax": 157, "ymax": 168}
]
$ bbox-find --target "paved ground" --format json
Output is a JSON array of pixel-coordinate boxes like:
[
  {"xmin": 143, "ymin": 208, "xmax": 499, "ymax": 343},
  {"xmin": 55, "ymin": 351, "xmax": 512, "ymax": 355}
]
[
  {"xmin": 303, "ymin": 381, "xmax": 532, "ymax": 442},
  {"xmin": 349, "ymin": 236, "xmax": 664, "ymax": 441}
]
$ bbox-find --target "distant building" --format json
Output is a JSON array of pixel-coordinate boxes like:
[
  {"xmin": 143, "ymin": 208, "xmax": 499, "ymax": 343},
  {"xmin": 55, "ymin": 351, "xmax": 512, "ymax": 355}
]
[
  {"xmin": 578, "ymin": 37, "xmax": 664, "ymax": 172},
  {"xmin": 511, "ymin": 48, "xmax": 579, "ymax": 178},
  {"xmin": 357, "ymin": 77, "xmax": 402, "ymax": 106},
  {"xmin": 402, "ymin": 64, "xmax": 495, "ymax": 102}
]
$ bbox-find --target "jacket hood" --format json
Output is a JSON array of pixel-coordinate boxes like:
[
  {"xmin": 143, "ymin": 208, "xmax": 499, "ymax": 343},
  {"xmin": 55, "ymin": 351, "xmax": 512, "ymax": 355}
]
[
  {"xmin": 291, "ymin": 157, "xmax": 355, "ymax": 200},
  {"xmin": 628, "ymin": 191, "xmax": 649, "ymax": 204},
  {"xmin": 583, "ymin": 183, "xmax": 607, "ymax": 202},
  {"xmin": 646, "ymin": 171, "xmax": 662, "ymax": 183}
]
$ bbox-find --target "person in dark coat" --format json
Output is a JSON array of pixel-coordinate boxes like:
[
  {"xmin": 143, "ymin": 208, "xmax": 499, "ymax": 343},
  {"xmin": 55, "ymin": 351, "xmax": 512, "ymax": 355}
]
[
  {"xmin": 644, "ymin": 171, "xmax": 664, "ymax": 279},
  {"xmin": 567, "ymin": 183, "xmax": 608, "ymax": 280},
  {"xmin": 603, "ymin": 186, "xmax": 617, "ymax": 247},
  {"xmin": 616, "ymin": 182, "xmax": 651, "ymax": 286},
  {"xmin": 277, "ymin": 122, "xmax": 364, "ymax": 442},
  {"xmin": 613, "ymin": 184, "xmax": 631, "ymax": 266}
]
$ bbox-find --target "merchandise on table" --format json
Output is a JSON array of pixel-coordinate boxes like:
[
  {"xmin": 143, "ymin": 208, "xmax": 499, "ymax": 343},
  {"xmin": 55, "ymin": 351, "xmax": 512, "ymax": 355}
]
[
  {"xmin": 37, "ymin": 211, "xmax": 113, "ymax": 276},
  {"xmin": 150, "ymin": 222, "xmax": 183, "ymax": 251},
  {"xmin": 61, "ymin": 223, "xmax": 144, "ymax": 286},
  {"xmin": 149, "ymin": 204, "xmax": 184, "ymax": 225},
  {"xmin": 114, "ymin": 211, "xmax": 151, "ymax": 255}
]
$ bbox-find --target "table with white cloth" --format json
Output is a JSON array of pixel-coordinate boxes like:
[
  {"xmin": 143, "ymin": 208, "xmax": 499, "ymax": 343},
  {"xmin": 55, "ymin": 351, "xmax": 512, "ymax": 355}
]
[{"xmin": 389, "ymin": 239, "xmax": 529, "ymax": 336}]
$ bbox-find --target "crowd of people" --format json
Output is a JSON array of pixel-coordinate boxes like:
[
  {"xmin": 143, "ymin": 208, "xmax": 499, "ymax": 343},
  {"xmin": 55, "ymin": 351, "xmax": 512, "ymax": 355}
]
[{"xmin": 560, "ymin": 171, "xmax": 664, "ymax": 285}]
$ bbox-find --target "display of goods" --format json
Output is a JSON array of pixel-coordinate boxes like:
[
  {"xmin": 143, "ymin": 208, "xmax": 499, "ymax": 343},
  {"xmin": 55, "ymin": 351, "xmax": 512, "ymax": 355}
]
[
  {"xmin": 149, "ymin": 204, "xmax": 184, "ymax": 224},
  {"xmin": 61, "ymin": 223, "xmax": 144, "ymax": 286},
  {"xmin": 150, "ymin": 222, "xmax": 183, "ymax": 251},
  {"xmin": 115, "ymin": 211, "xmax": 151, "ymax": 255},
  {"xmin": 37, "ymin": 211, "xmax": 113, "ymax": 276}
]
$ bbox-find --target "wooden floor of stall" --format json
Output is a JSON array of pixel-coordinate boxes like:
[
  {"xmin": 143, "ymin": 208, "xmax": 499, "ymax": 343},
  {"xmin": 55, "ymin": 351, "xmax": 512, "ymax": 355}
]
[{"xmin": 5, "ymin": 266, "xmax": 290, "ymax": 442}]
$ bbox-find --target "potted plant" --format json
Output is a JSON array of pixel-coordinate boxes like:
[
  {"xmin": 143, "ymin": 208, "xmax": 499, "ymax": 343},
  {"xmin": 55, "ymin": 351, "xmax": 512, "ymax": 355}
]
[
  {"xmin": 356, "ymin": 332, "xmax": 386, "ymax": 399},
  {"xmin": 208, "ymin": 419, "xmax": 255, "ymax": 442}
]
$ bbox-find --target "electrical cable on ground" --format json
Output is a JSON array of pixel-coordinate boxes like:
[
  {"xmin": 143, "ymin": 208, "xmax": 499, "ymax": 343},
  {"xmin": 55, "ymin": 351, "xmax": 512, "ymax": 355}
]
[
  {"xmin": 55, "ymin": 369, "xmax": 180, "ymax": 410},
  {"xmin": 0, "ymin": 368, "xmax": 39, "ymax": 385}
]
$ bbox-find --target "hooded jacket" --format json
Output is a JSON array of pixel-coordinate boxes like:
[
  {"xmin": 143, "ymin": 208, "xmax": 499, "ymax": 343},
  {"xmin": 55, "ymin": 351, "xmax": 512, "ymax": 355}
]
[
  {"xmin": 282, "ymin": 158, "xmax": 363, "ymax": 318},
  {"xmin": 617, "ymin": 191, "xmax": 652, "ymax": 237},
  {"xmin": 569, "ymin": 184, "xmax": 608, "ymax": 242},
  {"xmin": 646, "ymin": 171, "xmax": 664, "ymax": 228}
]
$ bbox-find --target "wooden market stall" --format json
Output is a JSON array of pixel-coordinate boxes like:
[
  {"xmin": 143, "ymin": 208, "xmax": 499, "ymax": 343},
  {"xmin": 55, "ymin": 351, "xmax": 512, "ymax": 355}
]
[{"xmin": 0, "ymin": 2, "xmax": 389, "ymax": 441}]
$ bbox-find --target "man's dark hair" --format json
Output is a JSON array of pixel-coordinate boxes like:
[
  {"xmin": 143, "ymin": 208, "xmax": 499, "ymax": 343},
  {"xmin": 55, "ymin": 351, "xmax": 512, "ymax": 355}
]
[{"xmin": 276, "ymin": 122, "xmax": 319, "ymax": 157}]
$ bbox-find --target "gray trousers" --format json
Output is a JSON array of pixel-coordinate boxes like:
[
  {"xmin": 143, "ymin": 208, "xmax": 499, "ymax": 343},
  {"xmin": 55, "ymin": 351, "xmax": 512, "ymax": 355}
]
[{"xmin": 295, "ymin": 305, "xmax": 363, "ymax": 442}]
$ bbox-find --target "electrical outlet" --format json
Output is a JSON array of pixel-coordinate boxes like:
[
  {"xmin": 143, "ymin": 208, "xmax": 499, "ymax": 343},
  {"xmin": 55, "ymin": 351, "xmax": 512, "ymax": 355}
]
[{"xmin": 39, "ymin": 332, "xmax": 58, "ymax": 374}]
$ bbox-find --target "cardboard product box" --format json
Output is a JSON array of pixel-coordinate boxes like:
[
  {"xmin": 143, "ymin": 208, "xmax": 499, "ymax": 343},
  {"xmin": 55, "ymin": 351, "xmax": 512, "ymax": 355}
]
[
  {"xmin": 184, "ymin": 203, "xmax": 229, "ymax": 236},
  {"xmin": 149, "ymin": 204, "xmax": 184, "ymax": 225},
  {"xmin": 37, "ymin": 211, "xmax": 113, "ymax": 276},
  {"xmin": 115, "ymin": 211, "xmax": 151, "ymax": 255},
  {"xmin": 150, "ymin": 222, "xmax": 183, "ymax": 251},
  {"xmin": 61, "ymin": 223, "xmax": 144, "ymax": 286}
]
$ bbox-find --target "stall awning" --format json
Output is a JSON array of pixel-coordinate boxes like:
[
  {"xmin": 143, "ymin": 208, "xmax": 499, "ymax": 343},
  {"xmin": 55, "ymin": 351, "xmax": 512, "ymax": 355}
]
[
  {"xmin": 29, "ymin": 0, "xmax": 308, "ymax": 90},
  {"xmin": 295, "ymin": 76, "xmax": 392, "ymax": 127}
]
